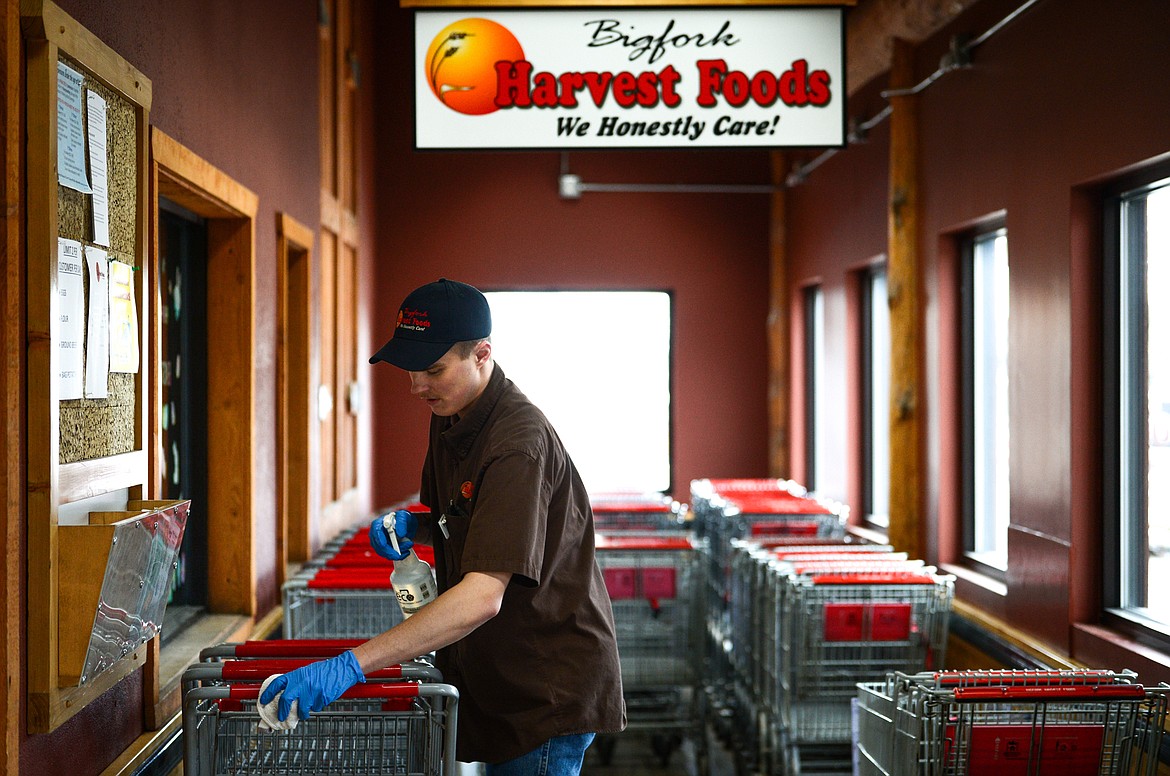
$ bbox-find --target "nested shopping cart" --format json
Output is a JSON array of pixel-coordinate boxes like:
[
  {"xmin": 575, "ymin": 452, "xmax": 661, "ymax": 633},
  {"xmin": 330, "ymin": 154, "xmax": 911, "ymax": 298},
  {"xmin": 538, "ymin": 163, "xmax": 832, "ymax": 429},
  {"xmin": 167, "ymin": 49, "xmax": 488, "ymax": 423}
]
[
  {"xmin": 856, "ymin": 669, "xmax": 1169, "ymax": 776},
  {"xmin": 591, "ymin": 498, "xmax": 685, "ymax": 531},
  {"xmin": 183, "ymin": 680, "xmax": 459, "ymax": 775},
  {"xmin": 594, "ymin": 532, "xmax": 709, "ymax": 773},
  {"xmin": 776, "ymin": 569, "xmax": 954, "ymax": 775},
  {"xmin": 183, "ymin": 637, "xmax": 454, "ymax": 776},
  {"xmin": 282, "ymin": 546, "xmax": 435, "ymax": 639},
  {"xmin": 723, "ymin": 538, "xmax": 899, "ymax": 774}
]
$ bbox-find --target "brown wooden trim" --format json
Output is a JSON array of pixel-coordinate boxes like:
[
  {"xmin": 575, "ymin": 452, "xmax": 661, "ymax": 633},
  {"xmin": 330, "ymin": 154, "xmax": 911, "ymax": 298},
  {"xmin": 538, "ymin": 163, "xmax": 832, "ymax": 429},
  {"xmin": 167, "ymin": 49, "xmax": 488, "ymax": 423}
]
[
  {"xmin": 58, "ymin": 451, "xmax": 148, "ymax": 504},
  {"xmin": 277, "ymin": 213, "xmax": 314, "ymax": 569},
  {"xmin": 152, "ymin": 129, "xmax": 258, "ymax": 219},
  {"xmin": 151, "ymin": 128, "xmax": 258, "ymax": 619},
  {"xmin": 20, "ymin": 0, "xmax": 151, "ymax": 110},
  {"xmin": 1072, "ymin": 623, "xmax": 1170, "ymax": 683},
  {"xmin": 23, "ymin": 27, "xmax": 60, "ymax": 728},
  {"xmin": 951, "ymin": 599, "xmax": 1082, "ymax": 670},
  {"xmin": 402, "ymin": 0, "xmax": 854, "ymax": 6},
  {"xmin": 2, "ymin": 0, "xmax": 23, "ymax": 765},
  {"xmin": 885, "ymin": 37, "xmax": 923, "ymax": 560}
]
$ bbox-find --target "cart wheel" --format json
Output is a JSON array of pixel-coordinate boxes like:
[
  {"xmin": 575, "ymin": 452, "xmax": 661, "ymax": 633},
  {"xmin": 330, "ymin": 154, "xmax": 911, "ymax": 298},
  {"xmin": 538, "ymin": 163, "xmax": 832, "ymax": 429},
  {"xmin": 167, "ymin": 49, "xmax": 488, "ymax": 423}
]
[
  {"xmin": 693, "ymin": 734, "xmax": 711, "ymax": 776},
  {"xmin": 786, "ymin": 742, "xmax": 800, "ymax": 776},
  {"xmin": 593, "ymin": 733, "xmax": 617, "ymax": 766},
  {"xmin": 650, "ymin": 733, "xmax": 680, "ymax": 766}
]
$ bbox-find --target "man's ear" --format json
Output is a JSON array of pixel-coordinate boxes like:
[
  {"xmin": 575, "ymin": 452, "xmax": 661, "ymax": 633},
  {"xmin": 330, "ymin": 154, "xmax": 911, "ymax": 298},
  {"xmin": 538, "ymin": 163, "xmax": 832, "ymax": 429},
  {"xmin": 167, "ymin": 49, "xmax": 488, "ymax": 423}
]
[{"xmin": 474, "ymin": 340, "xmax": 492, "ymax": 367}]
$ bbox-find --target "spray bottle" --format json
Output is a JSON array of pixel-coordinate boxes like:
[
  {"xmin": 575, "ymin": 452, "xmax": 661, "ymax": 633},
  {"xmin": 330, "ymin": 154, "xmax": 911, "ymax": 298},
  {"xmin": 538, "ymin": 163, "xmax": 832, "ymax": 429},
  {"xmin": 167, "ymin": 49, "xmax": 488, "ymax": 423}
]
[{"xmin": 384, "ymin": 513, "xmax": 438, "ymax": 618}]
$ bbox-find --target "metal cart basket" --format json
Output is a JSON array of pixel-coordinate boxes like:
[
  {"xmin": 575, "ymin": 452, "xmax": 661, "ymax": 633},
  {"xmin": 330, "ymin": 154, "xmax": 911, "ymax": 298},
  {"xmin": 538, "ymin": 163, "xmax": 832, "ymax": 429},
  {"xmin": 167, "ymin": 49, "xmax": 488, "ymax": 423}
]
[
  {"xmin": 856, "ymin": 669, "xmax": 1169, "ymax": 776},
  {"xmin": 594, "ymin": 531, "xmax": 709, "ymax": 772},
  {"xmin": 183, "ymin": 681, "xmax": 459, "ymax": 776},
  {"xmin": 282, "ymin": 567, "xmax": 405, "ymax": 639}
]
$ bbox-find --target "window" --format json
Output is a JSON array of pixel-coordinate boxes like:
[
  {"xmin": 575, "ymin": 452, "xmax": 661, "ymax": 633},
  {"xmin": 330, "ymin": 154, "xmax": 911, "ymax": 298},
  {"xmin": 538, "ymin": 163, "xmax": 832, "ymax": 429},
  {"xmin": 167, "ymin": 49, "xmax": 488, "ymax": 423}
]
[
  {"xmin": 861, "ymin": 267, "xmax": 890, "ymax": 527},
  {"xmin": 961, "ymin": 227, "xmax": 1010, "ymax": 571},
  {"xmin": 485, "ymin": 290, "xmax": 671, "ymax": 494},
  {"xmin": 804, "ymin": 285, "xmax": 827, "ymax": 492},
  {"xmin": 1106, "ymin": 175, "xmax": 1170, "ymax": 630}
]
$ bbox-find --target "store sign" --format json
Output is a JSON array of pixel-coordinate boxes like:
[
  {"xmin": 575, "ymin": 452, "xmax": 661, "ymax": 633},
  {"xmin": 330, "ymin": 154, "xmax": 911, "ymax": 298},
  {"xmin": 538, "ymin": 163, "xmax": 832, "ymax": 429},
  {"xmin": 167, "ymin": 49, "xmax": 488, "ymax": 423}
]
[{"xmin": 414, "ymin": 8, "xmax": 845, "ymax": 150}]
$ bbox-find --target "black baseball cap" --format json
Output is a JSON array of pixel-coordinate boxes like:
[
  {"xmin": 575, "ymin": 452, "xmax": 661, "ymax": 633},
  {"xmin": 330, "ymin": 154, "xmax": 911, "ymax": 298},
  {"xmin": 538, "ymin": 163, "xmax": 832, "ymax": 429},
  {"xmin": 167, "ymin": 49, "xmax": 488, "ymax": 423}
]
[{"xmin": 368, "ymin": 278, "xmax": 492, "ymax": 370}]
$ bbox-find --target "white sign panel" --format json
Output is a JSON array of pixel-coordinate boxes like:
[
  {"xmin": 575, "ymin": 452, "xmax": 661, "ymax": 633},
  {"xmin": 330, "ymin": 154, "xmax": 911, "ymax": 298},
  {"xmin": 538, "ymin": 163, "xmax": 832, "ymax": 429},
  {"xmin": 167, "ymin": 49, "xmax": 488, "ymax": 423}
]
[
  {"xmin": 415, "ymin": 8, "xmax": 844, "ymax": 150},
  {"xmin": 57, "ymin": 238, "xmax": 85, "ymax": 399}
]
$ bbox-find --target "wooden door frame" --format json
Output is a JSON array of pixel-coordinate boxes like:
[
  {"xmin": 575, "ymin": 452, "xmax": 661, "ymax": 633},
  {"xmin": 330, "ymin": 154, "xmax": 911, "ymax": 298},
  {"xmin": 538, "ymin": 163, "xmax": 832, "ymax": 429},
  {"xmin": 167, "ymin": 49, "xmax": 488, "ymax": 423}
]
[{"xmin": 150, "ymin": 128, "xmax": 258, "ymax": 617}]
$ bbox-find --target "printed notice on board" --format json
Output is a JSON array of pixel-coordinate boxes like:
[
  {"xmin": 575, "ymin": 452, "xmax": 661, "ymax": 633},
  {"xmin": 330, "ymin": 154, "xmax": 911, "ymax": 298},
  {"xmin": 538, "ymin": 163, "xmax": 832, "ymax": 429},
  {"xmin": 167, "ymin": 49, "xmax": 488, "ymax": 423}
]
[
  {"xmin": 84, "ymin": 246, "xmax": 110, "ymax": 398},
  {"xmin": 56, "ymin": 62, "xmax": 91, "ymax": 193},
  {"xmin": 86, "ymin": 90, "xmax": 110, "ymax": 247},
  {"xmin": 57, "ymin": 238, "xmax": 85, "ymax": 399},
  {"xmin": 108, "ymin": 259, "xmax": 139, "ymax": 373}
]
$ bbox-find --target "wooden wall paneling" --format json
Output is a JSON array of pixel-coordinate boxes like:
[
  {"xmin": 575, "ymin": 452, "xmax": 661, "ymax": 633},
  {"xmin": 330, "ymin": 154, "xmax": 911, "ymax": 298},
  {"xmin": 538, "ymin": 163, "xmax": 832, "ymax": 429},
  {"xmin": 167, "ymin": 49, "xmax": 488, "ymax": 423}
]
[
  {"xmin": 885, "ymin": 38, "xmax": 923, "ymax": 559},
  {"xmin": 277, "ymin": 213, "xmax": 314, "ymax": 567},
  {"xmin": 206, "ymin": 216, "xmax": 256, "ymax": 615},
  {"xmin": 768, "ymin": 152, "xmax": 791, "ymax": 478}
]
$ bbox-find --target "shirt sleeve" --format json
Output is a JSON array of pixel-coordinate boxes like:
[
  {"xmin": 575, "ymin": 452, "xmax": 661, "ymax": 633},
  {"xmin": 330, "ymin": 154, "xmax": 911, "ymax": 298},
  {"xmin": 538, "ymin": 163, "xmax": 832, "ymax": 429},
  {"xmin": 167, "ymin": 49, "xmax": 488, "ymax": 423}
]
[{"xmin": 459, "ymin": 448, "xmax": 549, "ymax": 587}]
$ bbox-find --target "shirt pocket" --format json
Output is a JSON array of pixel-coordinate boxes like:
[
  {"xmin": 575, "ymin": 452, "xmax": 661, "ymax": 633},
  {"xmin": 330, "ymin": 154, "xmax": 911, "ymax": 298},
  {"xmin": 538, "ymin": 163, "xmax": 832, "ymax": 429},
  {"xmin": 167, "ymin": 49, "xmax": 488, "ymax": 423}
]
[{"xmin": 437, "ymin": 501, "xmax": 472, "ymax": 587}]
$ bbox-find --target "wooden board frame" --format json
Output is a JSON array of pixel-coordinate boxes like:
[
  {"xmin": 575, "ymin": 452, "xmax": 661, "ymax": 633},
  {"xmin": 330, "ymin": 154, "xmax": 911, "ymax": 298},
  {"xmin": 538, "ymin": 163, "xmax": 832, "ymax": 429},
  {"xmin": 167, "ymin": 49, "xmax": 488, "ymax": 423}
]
[{"xmin": 21, "ymin": 0, "xmax": 154, "ymax": 732}]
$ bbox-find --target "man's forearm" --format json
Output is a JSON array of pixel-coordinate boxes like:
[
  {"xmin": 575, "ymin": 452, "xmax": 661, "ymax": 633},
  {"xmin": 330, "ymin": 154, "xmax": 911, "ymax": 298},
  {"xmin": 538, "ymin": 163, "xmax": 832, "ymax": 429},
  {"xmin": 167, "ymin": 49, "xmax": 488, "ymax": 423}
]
[{"xmin": 350, "ymin": 570, "xmax": 509, "ymax": 673}]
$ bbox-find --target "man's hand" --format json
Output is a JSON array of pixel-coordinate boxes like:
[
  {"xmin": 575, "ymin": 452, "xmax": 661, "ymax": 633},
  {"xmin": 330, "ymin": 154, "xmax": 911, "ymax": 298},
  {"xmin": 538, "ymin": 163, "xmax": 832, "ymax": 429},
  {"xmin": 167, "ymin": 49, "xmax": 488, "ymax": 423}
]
[
  {"xmin": 369, "ymin": 510, "xmax": 417, "ymax": 561},
  {"xmin": 258, "ymin": 650, "xmax": 365, "ymax": 721}
]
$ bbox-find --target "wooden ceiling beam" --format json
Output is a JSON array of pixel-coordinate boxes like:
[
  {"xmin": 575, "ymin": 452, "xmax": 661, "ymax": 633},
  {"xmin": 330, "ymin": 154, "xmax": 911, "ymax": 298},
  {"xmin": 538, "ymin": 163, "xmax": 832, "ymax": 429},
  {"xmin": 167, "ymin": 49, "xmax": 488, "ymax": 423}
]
[{"xmin": 846, "ymin": 0, "xmax": 981, "ymax": 95}]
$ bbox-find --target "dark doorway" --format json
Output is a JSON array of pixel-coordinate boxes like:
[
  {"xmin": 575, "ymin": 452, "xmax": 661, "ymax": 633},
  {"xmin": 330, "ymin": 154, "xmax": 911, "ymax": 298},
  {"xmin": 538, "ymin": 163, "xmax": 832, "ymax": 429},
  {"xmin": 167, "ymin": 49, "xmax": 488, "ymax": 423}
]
[{"xmin": 158, "ymin": 198, "xmax": 210, "ymax": 640}]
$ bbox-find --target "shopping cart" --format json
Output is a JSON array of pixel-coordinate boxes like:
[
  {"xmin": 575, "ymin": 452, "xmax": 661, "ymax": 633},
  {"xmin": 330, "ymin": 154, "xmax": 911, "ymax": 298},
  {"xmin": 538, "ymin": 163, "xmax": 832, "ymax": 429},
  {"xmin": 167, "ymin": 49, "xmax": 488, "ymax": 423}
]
[
  {"xmin": 722, "ymin": 538, "xmax": 896, "ymax": 774},
  {"xmin": 590, "ymin": 498, "xmax": 684, "ymax": 531},
  {"xmin": 775, "ymin": 569, "xmax": 954, "ymax": 775},
  {"xmin": 593, "ymin": 532, "xmax": 709, "ymax": 773},
  {"xmin": 856, "ymin": 669, "xmax": 1169, "ymax": 776},
  {"xmin": 283, "ymin": 544, "xmax": 436, "ymax": 639},
  {"xmin": 183, "ymin": 680, "xmax": 459, "ymax": 775},
  {"xmin": 282, "ymin": 566, "xmax": 405, "ymax": 639}
]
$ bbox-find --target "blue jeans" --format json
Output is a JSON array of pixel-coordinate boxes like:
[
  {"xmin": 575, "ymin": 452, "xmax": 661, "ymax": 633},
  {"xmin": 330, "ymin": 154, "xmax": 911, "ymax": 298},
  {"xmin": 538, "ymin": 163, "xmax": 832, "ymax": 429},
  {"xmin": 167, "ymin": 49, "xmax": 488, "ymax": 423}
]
[{"xmin": 485, "ymin": 733, "xmax": 596, "ymax": 776}]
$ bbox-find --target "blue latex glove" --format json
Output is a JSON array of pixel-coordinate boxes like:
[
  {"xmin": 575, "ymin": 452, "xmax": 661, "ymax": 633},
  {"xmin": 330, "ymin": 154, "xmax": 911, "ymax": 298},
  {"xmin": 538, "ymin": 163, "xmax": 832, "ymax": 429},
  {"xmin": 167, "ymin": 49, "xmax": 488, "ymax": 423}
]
[
  {"xmin": 369, "ymin": 509, "xmax": 418, "ymax": 561},
  {"xmin": 258, "ymin": 650, "xmax": 365, "ymax": 721}
]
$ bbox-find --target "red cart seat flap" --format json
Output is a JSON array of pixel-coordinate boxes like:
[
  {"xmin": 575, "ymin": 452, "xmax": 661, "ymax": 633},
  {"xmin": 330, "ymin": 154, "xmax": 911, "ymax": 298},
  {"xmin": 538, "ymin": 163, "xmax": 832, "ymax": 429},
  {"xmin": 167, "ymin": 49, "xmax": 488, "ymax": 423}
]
[
  {"xmin": 810, "ymin": 572, "xmax": 937, "ymax": 585},
  {"xmin": 596, "ymin": 534, "xmax": 694, "ymax": 551}
]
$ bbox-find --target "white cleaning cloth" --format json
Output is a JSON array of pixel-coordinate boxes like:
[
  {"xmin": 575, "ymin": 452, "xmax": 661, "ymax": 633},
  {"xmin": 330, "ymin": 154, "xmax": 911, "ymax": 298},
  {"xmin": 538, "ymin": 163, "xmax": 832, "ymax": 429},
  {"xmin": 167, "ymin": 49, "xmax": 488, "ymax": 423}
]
[{"xmin": 257, "ymin": 673, "xmax": 300, "ymax": 732}]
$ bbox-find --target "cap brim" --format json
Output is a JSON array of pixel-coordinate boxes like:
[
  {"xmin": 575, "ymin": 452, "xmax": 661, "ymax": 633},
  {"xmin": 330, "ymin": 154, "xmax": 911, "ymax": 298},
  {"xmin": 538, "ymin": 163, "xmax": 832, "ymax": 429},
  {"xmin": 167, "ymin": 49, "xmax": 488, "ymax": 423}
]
[{"xmin": 368, "ymin": 336, "xmax": 455, "ymax": 371}]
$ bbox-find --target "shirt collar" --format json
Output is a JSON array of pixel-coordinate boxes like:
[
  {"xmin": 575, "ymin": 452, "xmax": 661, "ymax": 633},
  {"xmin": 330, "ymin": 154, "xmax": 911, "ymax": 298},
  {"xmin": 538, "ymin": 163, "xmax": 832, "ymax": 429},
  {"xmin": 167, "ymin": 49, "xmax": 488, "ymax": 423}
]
[{"xmin": 439, "ymin": 363, "xmax": 508, "ymax": 459}]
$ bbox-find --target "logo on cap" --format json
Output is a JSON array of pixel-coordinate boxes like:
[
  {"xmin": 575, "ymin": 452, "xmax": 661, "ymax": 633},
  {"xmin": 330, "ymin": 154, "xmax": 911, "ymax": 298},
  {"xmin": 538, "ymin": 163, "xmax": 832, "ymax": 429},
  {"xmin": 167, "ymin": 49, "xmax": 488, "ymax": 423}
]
[{"xmin": 397, "ymin": 307, "xmax": 431, "ymax": 333}]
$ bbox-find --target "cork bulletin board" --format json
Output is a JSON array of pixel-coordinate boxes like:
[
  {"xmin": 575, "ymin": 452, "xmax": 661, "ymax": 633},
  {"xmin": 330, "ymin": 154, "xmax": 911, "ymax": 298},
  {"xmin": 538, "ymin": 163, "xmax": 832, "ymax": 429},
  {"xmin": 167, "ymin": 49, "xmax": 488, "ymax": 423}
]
[
  {"xmin": 24, "ymin": 0, "xmax": 154, "ymax": 732},
  {"xmin": 56, "ymin": 53, "xmax": 139, "ymax": 464}
]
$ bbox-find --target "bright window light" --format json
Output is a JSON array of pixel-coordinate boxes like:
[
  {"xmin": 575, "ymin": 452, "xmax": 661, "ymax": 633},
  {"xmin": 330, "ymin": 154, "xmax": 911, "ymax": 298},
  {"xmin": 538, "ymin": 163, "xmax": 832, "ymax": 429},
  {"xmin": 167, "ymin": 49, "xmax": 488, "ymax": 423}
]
[{"xmin": 486, "ymin": 291, "xmax": 672, "ymax": 494}]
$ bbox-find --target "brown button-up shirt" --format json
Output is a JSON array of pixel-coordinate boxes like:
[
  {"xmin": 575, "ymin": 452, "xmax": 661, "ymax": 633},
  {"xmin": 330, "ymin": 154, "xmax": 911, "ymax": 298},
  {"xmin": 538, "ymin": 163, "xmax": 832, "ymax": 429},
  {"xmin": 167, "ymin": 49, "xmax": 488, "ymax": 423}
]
[{"xmin": 418, "ymin": 364, "xmax": 626, "ymax": 764}]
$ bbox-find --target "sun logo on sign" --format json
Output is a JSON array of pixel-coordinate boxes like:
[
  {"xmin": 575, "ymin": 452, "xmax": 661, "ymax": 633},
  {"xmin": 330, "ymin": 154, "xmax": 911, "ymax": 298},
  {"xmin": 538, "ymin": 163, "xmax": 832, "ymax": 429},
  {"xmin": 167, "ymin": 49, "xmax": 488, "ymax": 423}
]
[{"xmin": 425, "ymin": 18, "xmax": 524, "ymax": 116}]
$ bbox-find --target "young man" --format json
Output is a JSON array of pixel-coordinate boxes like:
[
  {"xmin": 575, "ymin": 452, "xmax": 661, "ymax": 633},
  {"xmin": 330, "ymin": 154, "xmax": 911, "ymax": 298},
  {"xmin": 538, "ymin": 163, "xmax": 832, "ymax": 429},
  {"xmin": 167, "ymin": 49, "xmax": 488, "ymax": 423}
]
[{"xmin": 261, "ymin": 278, "xmax": 626, "ymax": 775}]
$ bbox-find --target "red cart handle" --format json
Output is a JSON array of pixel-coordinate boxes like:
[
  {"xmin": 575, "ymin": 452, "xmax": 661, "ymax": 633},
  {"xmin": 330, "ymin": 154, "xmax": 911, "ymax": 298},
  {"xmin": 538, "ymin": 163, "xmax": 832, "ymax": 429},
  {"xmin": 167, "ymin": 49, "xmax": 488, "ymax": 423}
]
[
  {"xmin": 227, "ymin": 681, "xmax": 423, "ymax": 700},
  {"xmin": 953, "ymin": 684, "xmax": 1146, "ymax": 700},
  {"xmin": 230, "ymin": 639, "xmax": 366, "ymax": 657},
  {"xmin": 220, "ymin": 660, "xmax": 414, "ymax": 680}
]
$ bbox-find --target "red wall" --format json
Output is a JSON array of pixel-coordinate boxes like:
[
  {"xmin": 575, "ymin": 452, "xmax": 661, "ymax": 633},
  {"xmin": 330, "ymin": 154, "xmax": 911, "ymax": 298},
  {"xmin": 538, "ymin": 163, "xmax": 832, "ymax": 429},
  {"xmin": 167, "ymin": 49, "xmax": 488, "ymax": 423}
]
[
  {"xmin": 786, "ymin": 0, "xmax": 1170, "ymax": 670},
  {"xmin": 367, "ymin": 3, "xmax": 773, "ymax": 505}
]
